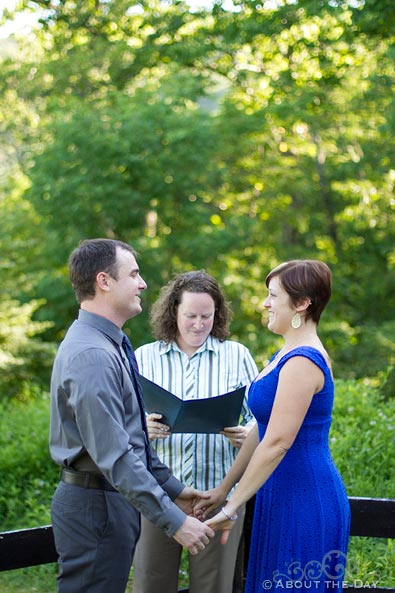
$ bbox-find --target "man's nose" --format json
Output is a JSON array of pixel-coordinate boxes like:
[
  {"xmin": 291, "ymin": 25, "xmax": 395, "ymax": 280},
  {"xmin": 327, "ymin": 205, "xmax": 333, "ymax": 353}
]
[{"xmin": 139, "ymin": 275, "xmax": 147, "ymax": 290}]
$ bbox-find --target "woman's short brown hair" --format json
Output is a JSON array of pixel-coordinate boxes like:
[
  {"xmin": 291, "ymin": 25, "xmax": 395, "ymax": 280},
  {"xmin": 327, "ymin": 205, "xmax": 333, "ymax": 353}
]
[
  {"xmin": 265, "ymin": 260, "xmax": 331, "ymax": 324},
  {"xmin": 150, "ymin": 270, "xmax": 232, "ymax": 343}
]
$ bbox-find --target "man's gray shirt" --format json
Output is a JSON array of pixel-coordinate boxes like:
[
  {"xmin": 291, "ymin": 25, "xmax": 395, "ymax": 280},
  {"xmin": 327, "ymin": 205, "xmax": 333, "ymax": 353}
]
[{"xmin": 49, "ymin": 309, "xmax": 186, "ymax": 537}]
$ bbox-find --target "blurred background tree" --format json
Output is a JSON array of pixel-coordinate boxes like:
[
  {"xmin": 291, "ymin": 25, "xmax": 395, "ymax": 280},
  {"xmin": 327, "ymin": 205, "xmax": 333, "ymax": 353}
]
[{"xmin": 1, "ymin": 0, "xmax": 395, "ymax": 394}]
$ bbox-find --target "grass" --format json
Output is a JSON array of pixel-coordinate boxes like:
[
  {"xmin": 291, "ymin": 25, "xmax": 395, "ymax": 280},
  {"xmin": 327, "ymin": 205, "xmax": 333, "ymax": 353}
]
[
  {"xmin": 0, "ymin": 565, "xmax": 57, "ymax": 593},
  {"xmin": 0, "ymin": 564, "xmax": 188, "ymax": 592}
]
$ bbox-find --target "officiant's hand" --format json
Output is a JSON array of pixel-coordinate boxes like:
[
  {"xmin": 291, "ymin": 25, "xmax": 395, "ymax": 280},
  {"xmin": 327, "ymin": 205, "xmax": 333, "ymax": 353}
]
[
  {"xmin": 220, "ymin": 423, "xmax": 251, "ymax": 448},
  {"xmin": 146, "ymin": 413, "xmax": 170, "ymax": 440}
]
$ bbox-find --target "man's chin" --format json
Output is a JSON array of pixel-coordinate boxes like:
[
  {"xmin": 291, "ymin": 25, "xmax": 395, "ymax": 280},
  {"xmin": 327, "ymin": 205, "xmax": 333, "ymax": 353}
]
[{"xmin": 128, "ymin": 304, "xmax": 142, "ymax": 319}]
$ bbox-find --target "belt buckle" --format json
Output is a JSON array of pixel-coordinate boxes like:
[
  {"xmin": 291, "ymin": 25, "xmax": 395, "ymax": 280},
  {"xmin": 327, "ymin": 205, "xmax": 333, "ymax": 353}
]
[{"xmin": 84, "ymin": 472, "xmax": 93, "ymax": 488}]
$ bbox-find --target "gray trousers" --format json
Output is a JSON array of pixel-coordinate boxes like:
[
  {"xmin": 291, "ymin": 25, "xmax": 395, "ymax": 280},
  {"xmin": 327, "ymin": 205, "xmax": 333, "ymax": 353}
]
[
  {"xmin": 51, "ymin": 482, "xmax": 140, "ymax": 593},
  {"xmin": 132, "ymin": 504, "xmax": 246, "ymax": 593}
]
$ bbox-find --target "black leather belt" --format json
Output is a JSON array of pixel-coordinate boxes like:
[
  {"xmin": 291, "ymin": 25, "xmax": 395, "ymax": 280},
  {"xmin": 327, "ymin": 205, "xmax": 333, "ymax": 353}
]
[{"xmin": 61, "ymin": 466, "xmax": 117, "ymax": 492}]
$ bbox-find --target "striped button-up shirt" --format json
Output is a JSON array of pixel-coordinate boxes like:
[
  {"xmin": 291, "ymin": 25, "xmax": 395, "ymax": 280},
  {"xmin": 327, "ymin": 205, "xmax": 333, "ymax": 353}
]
[{"xmin": 136, "ymin": 335, "xmax": 258, "ymax": 490}]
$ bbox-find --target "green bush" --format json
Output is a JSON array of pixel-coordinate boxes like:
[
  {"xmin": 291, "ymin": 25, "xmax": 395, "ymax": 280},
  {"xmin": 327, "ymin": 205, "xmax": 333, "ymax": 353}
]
[
  {"xmin": 330, "ymin": 378, "xmax": 395, "ymax": 588},
  {"xmin": 321, "ymin": 320, "xmax": 395, "ymax": 382},
  {"xmin": 331, "ymin": 378, "xmax": 395, "ymax": 498},
  {"xmin": 0, "ymin": 394, "xmax": 58, "ymax": 530}
]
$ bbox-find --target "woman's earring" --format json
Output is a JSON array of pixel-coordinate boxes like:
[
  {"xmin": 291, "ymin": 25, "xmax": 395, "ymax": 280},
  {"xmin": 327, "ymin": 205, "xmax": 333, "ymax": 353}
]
[{"xmin": 291, "ymin": 313, "xmax": 301, "ymax": 329}]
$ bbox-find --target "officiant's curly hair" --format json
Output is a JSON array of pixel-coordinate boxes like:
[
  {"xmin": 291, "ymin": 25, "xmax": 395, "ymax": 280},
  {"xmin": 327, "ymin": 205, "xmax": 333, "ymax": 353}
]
[{"xmin": 150, "ymin": 270, "xmax": 232, "ymax": 343}]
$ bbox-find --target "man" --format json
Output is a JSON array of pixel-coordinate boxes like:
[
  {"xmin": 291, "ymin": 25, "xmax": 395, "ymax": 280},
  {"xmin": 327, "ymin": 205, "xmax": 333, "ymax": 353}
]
[{"xmin": 49, "ymin": 238, "xmax": 214, "ymax": 593}]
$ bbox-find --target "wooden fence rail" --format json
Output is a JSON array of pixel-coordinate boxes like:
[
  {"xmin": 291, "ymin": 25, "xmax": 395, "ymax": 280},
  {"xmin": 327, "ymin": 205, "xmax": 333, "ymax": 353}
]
[{"xmin": 0, "ymin": 497, "xmax": 394, "ymax": 592}]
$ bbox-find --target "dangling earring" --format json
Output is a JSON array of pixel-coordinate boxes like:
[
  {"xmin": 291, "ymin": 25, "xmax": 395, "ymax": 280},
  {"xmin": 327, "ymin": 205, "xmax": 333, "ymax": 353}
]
[{"xmin": 291, "ymin": 313, "xmax": 301, "ymax": 329}]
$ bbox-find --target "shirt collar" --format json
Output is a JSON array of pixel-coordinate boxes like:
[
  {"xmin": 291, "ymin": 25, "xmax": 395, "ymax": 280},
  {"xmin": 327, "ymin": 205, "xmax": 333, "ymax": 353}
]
[
  {"xmin": 158, "ymin": 334, "xmax": 219, "ymax": 356},
  {"xmin": 78, "ymin": 309, "xmax": 124, "ymax": 347}
]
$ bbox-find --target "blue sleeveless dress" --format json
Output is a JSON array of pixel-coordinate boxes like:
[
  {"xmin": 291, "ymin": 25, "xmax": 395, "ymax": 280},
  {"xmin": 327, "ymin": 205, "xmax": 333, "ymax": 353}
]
[{"xmin": 246, "ymin": 347, "xmax": 350, "ymax": 592}]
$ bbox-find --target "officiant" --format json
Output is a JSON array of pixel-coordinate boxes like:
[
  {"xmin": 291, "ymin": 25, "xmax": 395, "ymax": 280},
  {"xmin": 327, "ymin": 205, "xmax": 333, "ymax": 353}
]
[{"xmin": 132, "ymin": 270, "xmax": 258, "ymax": 593}]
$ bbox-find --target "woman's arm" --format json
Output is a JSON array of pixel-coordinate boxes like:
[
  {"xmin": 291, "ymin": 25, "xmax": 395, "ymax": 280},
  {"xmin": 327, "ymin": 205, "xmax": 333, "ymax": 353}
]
[
  {"xmin": 194, "ymin": 422, "xmax": 260, "ymax": 517},
  {"xmin": 205, "ymin": 356, "xmax": 324, "ymax": 540}
]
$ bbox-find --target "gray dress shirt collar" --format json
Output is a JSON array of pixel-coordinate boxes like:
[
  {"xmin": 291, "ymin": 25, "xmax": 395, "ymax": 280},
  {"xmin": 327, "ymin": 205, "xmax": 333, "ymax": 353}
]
[{"xmin": 78, "ymin": 309, "xmax": 123, "ymax": 347}]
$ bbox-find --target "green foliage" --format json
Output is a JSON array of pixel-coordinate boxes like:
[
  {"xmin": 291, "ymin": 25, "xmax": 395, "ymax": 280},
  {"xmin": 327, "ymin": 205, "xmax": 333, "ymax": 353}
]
[
  {"xmin": 321, "ymin": 320, "xmax": 395, "ymax": 381},
  {"xmin": 346, "ymin": 537, "xmax": 395, "ymax": 588},
  {"xmin": 1, "ymin": 0, "xmax": 395, "ymax": 376},
  {"xmin": 349, "ymin": 0, "xmax": 395, "ymax": 37},
  {"xmin": 0, "ymin": 299, "xmax": 56, "ymax": 400},
  {"xmin": 332, "ymin": 378, "xmax": 395, "ymax": 586},
  {"xmin": 0, "ymin": 564, "xmax": 58, "ymax": 593},
  {"xmin": 0, "ymin": 128, "xmax": 57, "ymax": 397},
  {"xmin": 331, "ymin": 378, "xmax": 395, "ymax": 498},
  {"xmin": 0, "ymin": 394, "xmax": 58, "ymax": 530},
  {"xmin": 379, "ymin": 363, "xmax": 395, "ymax": 401}
]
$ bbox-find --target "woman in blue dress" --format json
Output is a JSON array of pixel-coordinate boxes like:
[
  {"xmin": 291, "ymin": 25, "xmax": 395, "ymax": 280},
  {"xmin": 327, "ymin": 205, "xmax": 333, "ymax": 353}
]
[{"xmin": 199, "ymin": 260, "xmax": 350, "ymax": 592}]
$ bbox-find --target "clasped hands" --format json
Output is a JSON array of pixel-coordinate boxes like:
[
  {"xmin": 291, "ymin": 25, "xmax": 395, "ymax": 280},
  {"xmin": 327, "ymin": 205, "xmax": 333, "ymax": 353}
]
[
  {"xmin": 147, "ymin": 413, "xmax": 247, "ymax": 552},
  {"xmin": 174, "ymin": 485, "xmax": 237, "ymax": 553}
]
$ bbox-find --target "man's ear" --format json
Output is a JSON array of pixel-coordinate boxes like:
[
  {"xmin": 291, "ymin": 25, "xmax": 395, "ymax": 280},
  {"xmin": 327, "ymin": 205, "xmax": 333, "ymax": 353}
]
[{"xmin": 96, "ymin": 272, "xmax": 110, "ymax": 291}]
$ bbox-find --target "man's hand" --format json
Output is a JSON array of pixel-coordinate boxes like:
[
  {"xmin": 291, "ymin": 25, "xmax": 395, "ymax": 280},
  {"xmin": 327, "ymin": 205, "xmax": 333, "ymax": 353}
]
[
  {"xmin": 146, "ymin": 413, "xmax": 170, "ymax": 441},
  {"xmin": 173, "ymin": 516, "xmax": 215, "ymax": 555},
  {"xmin": 174, "ymin": 486, "xmax": 210, "ymax": 516}
]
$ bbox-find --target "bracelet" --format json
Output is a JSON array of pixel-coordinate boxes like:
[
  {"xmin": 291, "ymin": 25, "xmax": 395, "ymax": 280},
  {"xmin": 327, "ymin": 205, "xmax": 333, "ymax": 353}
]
[{"xmin": 221, "ymin": 507, "xmax": 238, "ymax": 521}]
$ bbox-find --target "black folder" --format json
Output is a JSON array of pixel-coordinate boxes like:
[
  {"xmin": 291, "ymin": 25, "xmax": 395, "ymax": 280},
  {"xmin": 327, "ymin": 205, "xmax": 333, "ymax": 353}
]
[{"xmin": 139, "ymin": 375, "xmax": 246, "ymax": 434}]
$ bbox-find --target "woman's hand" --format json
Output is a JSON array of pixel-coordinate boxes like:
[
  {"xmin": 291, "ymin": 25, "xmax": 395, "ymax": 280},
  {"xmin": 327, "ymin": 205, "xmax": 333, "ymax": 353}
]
[
  {"xmin": 146, "ymin": 413, "xmax": 170, "ymax": 441},
  {"xmin": 221, "ymin": 422, "xmax": 253, "ymax": 448},
  {"xmin": 205, "ymin": 506, "xmax": 239, "ymax": 544},
  {"xmin": 193, "ymin": 485, "xmax": 228, "ymax": 520},
  {"xmin": 175, "ymin": 487, "xmax": 211, "ymax": 516}
]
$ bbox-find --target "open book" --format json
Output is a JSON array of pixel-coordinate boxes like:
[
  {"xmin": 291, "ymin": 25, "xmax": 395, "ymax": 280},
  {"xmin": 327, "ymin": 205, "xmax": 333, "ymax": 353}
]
[{"xmin": 139, "ymin": 375, "xmax": 246, "ymax": 434}]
